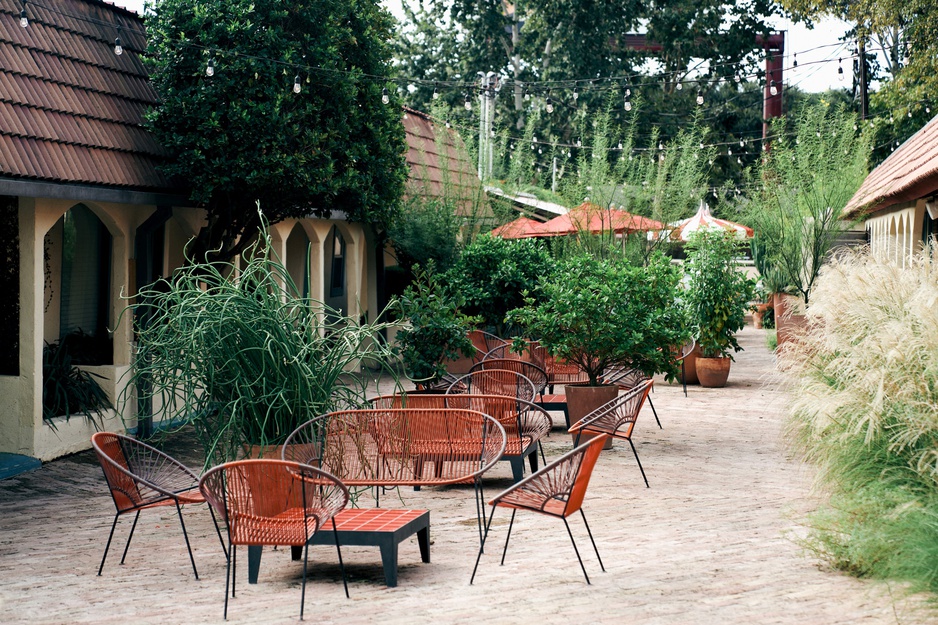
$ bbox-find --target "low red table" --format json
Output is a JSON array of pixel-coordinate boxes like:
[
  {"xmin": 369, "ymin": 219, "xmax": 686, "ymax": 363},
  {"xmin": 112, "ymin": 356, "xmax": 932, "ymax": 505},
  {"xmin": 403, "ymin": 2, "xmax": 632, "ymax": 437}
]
[{"xmin": 248, "ymin": 508, "xmax": 430, "ymax": 588}]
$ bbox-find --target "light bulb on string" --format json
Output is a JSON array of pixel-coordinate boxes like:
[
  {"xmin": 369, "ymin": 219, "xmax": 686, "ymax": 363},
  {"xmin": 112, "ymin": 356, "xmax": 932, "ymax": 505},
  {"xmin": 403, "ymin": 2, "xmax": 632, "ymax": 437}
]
[
  {"xmin": 908, "ymin": 110, "xmax": 913, "ymax": 118},
  {"xmin": 572, "ymin": 86, "xmax": 579, "ymax": 102},
  {"xmin": 464, "ymin": 92, "xmax": 472, "ymax": 111},
  {"xmin": 293, "ymin": 75, "xmax": 301, "ymax": 94},
  {"xmin": 381, "ymin": 88, "xmax": 390, "ymax": 104},
  {"xmin": 769, "ymin": 81, "xmax": 778, "ymax": 96},
  {"xmin": 432, "ymin": 85, "xmax": 439, "ymax": 100},
  {"xmin": 696, "ymin": 90, "xmax": 704, "ymax": 106},
  {"xmin": 676, "ymin": 81, "xmax": 683, "ymax": 91},
  {"xmin": 19, "ymin": 0, "xmax": 27, "ymax": 28},
  {"xmin": 624, "ymin": 95, "xmax": 632, "ymax": 111},
  {"xmin": 114, "ymin": 26, "xmax": 123, "ymax": 56},
  {"xmin": 206, "ymin": 57, "xmax": 215, "ymax": 77},
  {"xmin": 734, "ymin": 74, "xmax": 741, "ymax": 84},
  {"xmin": 576, "ymin": 138, "xmax": 582, "ymax": 148},
  {"xmin": 927, "ymin": 106, "xmax": 932, "ymax": 114},
  {"xmin": 617, "ymin": 142, "xmax": 623, "ymax": 150},
  {"xmin": 793, "ymin": 53, "xmax": 798, "ymax": 68},
  {"xmin": 838, "ymin": 58, "xmax": 844, "ymax": 81},
  {"xmin": 740, "ymin": 138, "xmax": 745, "ymax": 148},
  {"xmin": 727, "ymin": 147, "xmax": 732, "ymax": 156},
  {"xmin": 545, "ymin": 93, "xmax": 553, "ymax": 114}
]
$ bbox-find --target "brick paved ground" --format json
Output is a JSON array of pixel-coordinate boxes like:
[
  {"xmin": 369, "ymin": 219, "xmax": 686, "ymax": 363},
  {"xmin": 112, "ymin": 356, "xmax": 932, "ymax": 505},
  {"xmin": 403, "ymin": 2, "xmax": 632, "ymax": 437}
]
[{"xmin": 0, "ymin": 325, "xmax": 931, "ymax": 624}]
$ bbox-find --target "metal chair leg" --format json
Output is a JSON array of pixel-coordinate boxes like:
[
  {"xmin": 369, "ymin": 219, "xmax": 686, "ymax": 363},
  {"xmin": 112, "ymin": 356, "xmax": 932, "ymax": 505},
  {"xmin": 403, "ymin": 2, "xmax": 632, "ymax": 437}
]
[
  {"xmin": 470, "ymin": 507, "xmax": 496, "ymax": 584},
  {"xmin": 579, "ymin": 508, "xmax": 604, "ymax": 571},
  {"xmin": 648, "ymin": 395, "xmax": 662, "ymax": 429},
  {"xmin": 208, "ymin": 505, "xmax": 228, "ymax": 558},
  {"xmin": 300, "ymin": 542, "xmax": 309, "ymax": 621},
  {"xmin": 682, "ymin": 361, "xmax": 687, "ymax": 396},
  {"xmin": 98, "ymin": 513, "xmax": 120, "ymax": 575},
  {"xmin": 223, "ymin": 544, "xmax": 233, "ymax": 620},
  {"xmin": 500, "ymin": 509, "xmax": 516, "ymax": 565},
  {"xmin": 119, "ymin": 510, "xmax": 141, "ymax": 565},
  {"xmin": 628, "ymin": 438, "xmax": 650, "ymax": 488},
  {"xmin": 174, "ymin": 501, "xmax": 199, "ymax": 579},
  {"xmin": 331, "ymin": 518, "xmax": 350, "ymax": 598},
  {"xmin": 563, "ymin": 516, "xmax": 591, "ymax": 584}
]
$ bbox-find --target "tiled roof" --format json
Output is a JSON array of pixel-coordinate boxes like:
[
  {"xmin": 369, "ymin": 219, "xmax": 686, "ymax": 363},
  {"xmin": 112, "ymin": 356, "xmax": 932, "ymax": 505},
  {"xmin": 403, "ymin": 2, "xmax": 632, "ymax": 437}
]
[
  {"xmin": 0, "ymin": 0, "xmax": 171, "ymax": 191},
  {"xmin": 844, "ymin": 114, "xmax": 938, "ymax": 217},
  {"xmin": 402, "ymin": 106, "xmax": 487, "ymax": 217}
]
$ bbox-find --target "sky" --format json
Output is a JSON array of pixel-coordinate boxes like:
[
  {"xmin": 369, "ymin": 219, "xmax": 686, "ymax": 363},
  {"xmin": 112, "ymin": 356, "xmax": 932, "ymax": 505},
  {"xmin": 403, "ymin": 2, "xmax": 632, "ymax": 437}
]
[{"xmin": 111, "ymin": 0, "xmax": 857, "ymax": 94}]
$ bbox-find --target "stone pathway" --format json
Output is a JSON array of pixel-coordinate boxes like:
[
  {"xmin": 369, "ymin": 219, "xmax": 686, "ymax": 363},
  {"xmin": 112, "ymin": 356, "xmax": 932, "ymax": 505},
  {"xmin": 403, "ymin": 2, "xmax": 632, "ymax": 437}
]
[{"xmin": 0, "ymin": 325, "xmax": 930, "ymax": 624}]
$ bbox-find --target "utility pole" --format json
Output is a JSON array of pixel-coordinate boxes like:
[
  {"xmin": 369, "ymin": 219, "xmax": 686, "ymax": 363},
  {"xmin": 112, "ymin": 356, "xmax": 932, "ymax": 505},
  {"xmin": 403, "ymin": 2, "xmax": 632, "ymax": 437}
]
[
  {"xmin": 858, "ymin": 39, "xmax": 869, "ymax": 120},
  {"xmin": 477, "ymin": 72, "xmax": 500, "ymax": 181}
]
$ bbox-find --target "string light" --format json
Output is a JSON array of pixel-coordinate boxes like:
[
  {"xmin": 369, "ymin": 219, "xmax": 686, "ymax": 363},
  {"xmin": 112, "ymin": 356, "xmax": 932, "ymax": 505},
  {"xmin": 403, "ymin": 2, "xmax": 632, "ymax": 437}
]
[
  {"xmin": 432, "ymin": 85, "xmax": 439, "ymax": 100},
  {"xmin": 696, "ymin": 90, "xmax": 704, "ymax": 106},
  {"xmin": 464, "ymin": 92, "xmax": 471, "ymax": 110},
  {"xmin": 114, "ymin": 26, "xmax": 122, "ymax": 56},
  {"xmin": 837, "ymin": 58, "xmax": 844, "ymax": 81},
  {"xmin": 572, "ymin": 84, "xmax": 579, "ymax": 102},
  {"xmin": 293, "ymin": 74, "xmax": 301, "ymax": 93},
  {"xmin": 205, "ymin": 57, "xmax": 215, "ymax": 77},
  {"xmin": 381, "ymin": 87, "xmax": 390, "ymax": 104},
  {"xmin": 793, "ymin": 53, "xmax": 798, "ymax": 68},
  {"xmin": 739, "ymin": 138, "xmax": 745, "ymax": 147},
  {"xmin": 676, "ymin": 81, "xmax": 683, "ymax": 91},
  {"xmin": 19, "ymin": 0, "xmax": 27, "ymax": 28},
  {"xmin": 545, "ymin": 92, "xmax": 554, "ymax": 114},
  {"xmin": 769, "ymin": 80, "xmax": 778, "ymax": 96}
]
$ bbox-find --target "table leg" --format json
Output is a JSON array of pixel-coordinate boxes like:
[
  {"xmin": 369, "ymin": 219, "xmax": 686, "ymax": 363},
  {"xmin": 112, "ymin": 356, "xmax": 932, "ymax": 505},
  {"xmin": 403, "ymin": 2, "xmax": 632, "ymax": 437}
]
[
  {"xmin": 378, "ymin": 538, "xmax": 399, "ymax": 587},
  {"xmin": 248, "ymin": 545, "xmax": 262, "ymax": 584},
  {"xmin": 417, "ymin": 525, "xmax": 430, "ymax": 564},
  {"xmin": 291, "ymin": 545, "xmax": 303, "ymax": 561}
]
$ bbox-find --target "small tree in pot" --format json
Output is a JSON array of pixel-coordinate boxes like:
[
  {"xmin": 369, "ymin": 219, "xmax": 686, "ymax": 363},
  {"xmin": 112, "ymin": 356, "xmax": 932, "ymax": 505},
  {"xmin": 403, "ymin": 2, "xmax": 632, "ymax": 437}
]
[
  {"xmin": 509, "ymin": 252, "xmax": 688, "ymax": 431},
  {"xmin": 683, "ymin": 229, "xmax": 756, "ymax": 387}
]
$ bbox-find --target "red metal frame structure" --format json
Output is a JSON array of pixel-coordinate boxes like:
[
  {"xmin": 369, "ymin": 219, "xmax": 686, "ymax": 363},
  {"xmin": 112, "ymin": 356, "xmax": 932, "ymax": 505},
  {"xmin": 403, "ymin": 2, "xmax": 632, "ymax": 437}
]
[{"xmin": 623, "ymin": 32, "xmax": 785, "ymax": 139}]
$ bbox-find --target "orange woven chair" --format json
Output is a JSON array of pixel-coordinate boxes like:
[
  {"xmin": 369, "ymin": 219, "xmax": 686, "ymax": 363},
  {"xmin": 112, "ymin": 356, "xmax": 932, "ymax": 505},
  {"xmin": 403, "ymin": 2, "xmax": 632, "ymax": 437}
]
[
  {"xmin": 602, "ymin": 367, "xmax": 661, "ymax": 428},
  {"xmin": 447, "ymin": 369, "xmax": 537, "ymax": 403},
  {"xmin": 469, "ymin": 358, "xmax": 549, "ymax": 399},
  {"xmin": 198, "ymin": 459, "xmax": 350, "ymax": 620},
  {"xmin": 370, "ymin": 393, "xmax": 551, "ymax": 481},
  {"xmin": 470, "ymin": 434, "xmax": 608, "ymax": 584},
  {"xmin": 528, "ymin": 343, "xmax": 590, "ymax": 393},
  {"xmin": 91, "ymin": 432, "xmax": 225, "ymax": 579},
  {"xmin": 568, "ymin": 380, "xmax": 654, "ymax": 487},
  {"xmin": 467, "ymin": 329, "xmax": 508, "ymax": 364}
]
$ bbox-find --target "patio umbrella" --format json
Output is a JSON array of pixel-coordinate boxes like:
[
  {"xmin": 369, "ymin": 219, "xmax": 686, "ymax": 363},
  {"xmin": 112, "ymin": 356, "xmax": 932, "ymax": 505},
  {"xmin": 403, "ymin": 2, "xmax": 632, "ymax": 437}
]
[
  {"xmin": 490, "ymin": 216, "xmax": 544, "ymax": 239},
  {"xmin": 526, "ymin": 202, "xmax": 664, "ymax": 238},
  {"xmin": 666, "ymin": 202, "xmax": 754, "ymax": 241}
]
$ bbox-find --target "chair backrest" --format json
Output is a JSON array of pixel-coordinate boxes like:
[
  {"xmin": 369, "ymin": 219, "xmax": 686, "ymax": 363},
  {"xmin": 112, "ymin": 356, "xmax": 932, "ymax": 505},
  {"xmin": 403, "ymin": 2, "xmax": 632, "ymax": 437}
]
[
  {"xmin": 283, "ymin": 408, "xmax": 507, "ymax": 487},
  {"xmin": 469, "ymin": 359, "xmax": 548, "ymax": 396},
  {"xmin": 199, "ymin": 459, "xmax": 349, "ymax": 546},
  {"xmin": 676, "ymin": 337, "xmax": 696, "ymax": 361},
  {"xmin": 491, "ymin": 434, "xmax": 607, "ymax": 518},
  {"xmin": 447, "ymin": 369, "xmax": 537, "ymax": 403},
  {"xmin": 369, "ymin": 393, "xmax": 551, "ymax": 448},
  {"xmin": 568, "ymin": 379, "xmax": 653, "ymax": 439},
  {"xmin": 602, "ymin": 367, "xmax": 649, "ymax": 389},
  {"xmin": 91, "ymin": 431, "xmax": 197, "ymax": 512},
  {"xmin": 468, "ymin": 330, "xmax": 507, "ymax": 363}
]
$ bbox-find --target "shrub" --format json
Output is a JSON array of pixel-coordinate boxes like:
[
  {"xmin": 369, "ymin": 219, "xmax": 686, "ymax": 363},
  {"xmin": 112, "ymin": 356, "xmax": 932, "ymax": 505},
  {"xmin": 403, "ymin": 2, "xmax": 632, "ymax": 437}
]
[{"xmin": 779, "ymin": 247, "xmax": 938, "ymax": 596}]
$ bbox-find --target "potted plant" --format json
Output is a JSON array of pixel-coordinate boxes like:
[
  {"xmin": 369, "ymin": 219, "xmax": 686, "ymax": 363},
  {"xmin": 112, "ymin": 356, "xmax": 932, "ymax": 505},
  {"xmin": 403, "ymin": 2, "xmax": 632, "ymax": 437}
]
[
  {"xmin": 121, "ymin": 212, "xmax": 399, "ymax": 468},
  {"xmin": 509, "ymin": 252, "xmax": 688, "ymax": 437},
  {"xmin": 683, "ymin": 229, "xmax": 756, "ymax": 387},
  {"xmin": 393, "ymin": 263, "xmax": 478, "ymax": 389}
]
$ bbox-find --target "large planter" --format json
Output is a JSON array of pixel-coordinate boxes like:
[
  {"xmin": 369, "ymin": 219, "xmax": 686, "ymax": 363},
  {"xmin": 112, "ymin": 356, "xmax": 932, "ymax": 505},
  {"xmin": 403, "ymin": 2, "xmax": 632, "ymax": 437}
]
[
  {"xmin": 696, "ymin": 356, "xmax": 731, "ymax": 388},
  {"xmin": 774, "ymin": 293, "xmax": 807, "ymax": 347},
  {"xmin": 565, "ymin": 383, "xmax": 618, "ymax": 449}
]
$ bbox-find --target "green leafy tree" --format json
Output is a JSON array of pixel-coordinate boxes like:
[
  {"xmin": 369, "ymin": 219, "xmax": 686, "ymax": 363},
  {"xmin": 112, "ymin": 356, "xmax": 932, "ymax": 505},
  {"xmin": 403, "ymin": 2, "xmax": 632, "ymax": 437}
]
[
  {"xmin": 745, "ymin": 103, "xmax": 870, "ymax": 304},
  {"xmin": 145, "ymin": 0, "xmax": 408, "ymax": 263},
  {"xmin": 445, "ymin": 235, "xmax": 553, "ymax": 336},
  {"xmin": 683, "ymin": 230, "xmax": 756, "ymax": 359}
]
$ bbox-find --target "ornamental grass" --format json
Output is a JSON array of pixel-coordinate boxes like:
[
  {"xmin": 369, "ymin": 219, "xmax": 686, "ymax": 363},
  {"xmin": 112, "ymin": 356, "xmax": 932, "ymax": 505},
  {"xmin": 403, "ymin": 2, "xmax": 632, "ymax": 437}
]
[{"xmin": 779, "ymin": 246, "xmax": 938, "ymax": 596}]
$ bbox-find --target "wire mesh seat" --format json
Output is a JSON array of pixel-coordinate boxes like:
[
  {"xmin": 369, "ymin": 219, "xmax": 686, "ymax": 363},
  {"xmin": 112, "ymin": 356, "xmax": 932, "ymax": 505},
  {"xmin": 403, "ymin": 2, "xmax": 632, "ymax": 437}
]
[
  {"xmin": 446, "ymin": 369, "xmax": 537, "ymax": 403},
  {"xmin": 198, "ymin": 459, "xmax": 350, "ymax": 620},
  {"xmin": 568, "ymin": 380, "xmax": 654, "ymax": 487},
  {"xmin": 470, "ymin": 435, "xmax": 608, "ymax": 584},
  {"xmin": 370, "ymin": 393, "xmax": 551, "ymax": 481},
  {"xmin": 469, "ymin": 358, "xmax": 549, "ymax": 400},
  {"xmin": 90, "ymin": 432, "xmax": 225, "ymax": 579},
  {"xmin": 467, "ymin": 329, "xmax": 508, "ymax": 363}
]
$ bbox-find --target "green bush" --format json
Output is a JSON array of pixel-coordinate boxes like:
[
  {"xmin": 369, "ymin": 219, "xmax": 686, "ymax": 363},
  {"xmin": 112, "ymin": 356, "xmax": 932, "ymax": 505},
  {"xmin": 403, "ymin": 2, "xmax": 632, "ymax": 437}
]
[
  {"xmin": 509, "ymin": 252, "xmax": 687, "ymax": 386},
  {"xmin": 445, "ymin": 235, "xmax": 552, "ymax": 336},
  {"xmin": 780, "ymin": 247, "xmax": 938, "ymax": 597}
]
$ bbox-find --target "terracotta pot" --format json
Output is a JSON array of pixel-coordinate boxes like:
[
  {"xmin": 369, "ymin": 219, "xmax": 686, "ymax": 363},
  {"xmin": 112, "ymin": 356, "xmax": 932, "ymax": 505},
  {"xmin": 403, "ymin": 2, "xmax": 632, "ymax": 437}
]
[
  {"xmin": 696, "ymin": 356, "xmax": 731, "ymax": 388},
  {"xmin": 773, "ymin": 293, "xmax": 807, "ymax": 347},
  {"xmin": 678, "ymin": 344, "xmax": 700, "ymax": 385},
  {"xmin": 565, "ymin": 384, "xmax": 618, "ymax": 449}
]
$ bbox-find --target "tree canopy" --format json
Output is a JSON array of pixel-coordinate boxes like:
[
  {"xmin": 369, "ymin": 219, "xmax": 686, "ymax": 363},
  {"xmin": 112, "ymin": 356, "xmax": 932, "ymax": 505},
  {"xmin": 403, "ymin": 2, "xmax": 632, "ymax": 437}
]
[{"xmin": 145, "ymin": 0, "xmax": 408, "ymax": 263}]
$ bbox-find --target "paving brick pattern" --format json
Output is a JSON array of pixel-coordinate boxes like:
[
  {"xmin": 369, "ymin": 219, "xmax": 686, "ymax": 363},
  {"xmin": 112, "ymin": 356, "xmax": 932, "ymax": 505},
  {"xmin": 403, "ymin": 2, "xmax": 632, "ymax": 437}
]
[{"xmin": 0, "ymin": 326, "xmax": 930, "ymax": 624}]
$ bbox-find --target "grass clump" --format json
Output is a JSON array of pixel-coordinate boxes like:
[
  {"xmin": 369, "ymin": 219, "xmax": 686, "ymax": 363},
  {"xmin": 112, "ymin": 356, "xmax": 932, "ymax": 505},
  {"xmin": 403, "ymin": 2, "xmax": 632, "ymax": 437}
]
[{"xmin": 779, "ymin": 247, "xmax": 938, "ymax": 598}]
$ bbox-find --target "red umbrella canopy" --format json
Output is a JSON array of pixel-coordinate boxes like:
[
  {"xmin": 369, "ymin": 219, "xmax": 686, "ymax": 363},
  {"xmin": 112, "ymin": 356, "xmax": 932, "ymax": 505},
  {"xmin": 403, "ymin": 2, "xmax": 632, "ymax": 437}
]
[
  {"xmin": 489, "ymin": 216, "xmax": 544, "ymax": 239},
  {"xmin": 527, "ymin": 202, "xmax": 664, "ymax": 238},
  {"xmin": 669, "ymin": 203, "xmax": 754, "ymax": 241}
]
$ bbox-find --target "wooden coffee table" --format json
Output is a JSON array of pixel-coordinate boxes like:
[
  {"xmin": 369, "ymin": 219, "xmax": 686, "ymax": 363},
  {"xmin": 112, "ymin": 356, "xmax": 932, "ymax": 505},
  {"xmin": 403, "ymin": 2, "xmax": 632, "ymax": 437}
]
[{"xmin": 248, "ymin": 508, "xmax": 430, "ymax": 588}]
